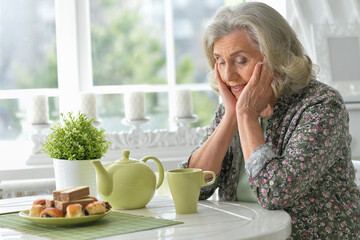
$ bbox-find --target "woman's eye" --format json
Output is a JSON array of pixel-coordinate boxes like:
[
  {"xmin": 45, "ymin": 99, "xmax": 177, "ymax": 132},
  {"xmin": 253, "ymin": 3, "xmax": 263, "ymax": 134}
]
[
  {"xmin": 235, "ymin": 56, "xmax": 247, "ymax": 64},
  {"xmin": 216, "ymin": 58, "xmax": 225, "ymax": 65}
]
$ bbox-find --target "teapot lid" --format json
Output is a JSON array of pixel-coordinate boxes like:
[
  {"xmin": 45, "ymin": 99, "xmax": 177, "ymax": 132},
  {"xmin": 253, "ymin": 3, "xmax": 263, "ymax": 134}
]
[{"xmin": 116, "ymin": 150, "xmax": 138, "ymax": 164}]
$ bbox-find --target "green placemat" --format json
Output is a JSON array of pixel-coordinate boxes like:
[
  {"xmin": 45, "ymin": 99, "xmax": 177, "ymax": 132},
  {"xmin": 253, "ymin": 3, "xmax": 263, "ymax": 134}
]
[{"xmin": 0, "ymin": 211, "xmax": 183, "ymax": 240}]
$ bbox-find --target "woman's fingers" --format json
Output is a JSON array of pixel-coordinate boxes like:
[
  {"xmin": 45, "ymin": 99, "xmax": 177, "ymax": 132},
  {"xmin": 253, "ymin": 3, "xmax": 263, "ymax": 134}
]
[
  {"xmin": 260, "ymin": 57, "xmax": 273, "ymax": 86},
  {"xmin": 215, "ymin": 63, "xmax": 226, "ymax": 92},
  {"xmin": 237, "ymin": 57, "xmax": 274, "ymax": 117},
  {"xmin": 215, "ymin": 63, "xmax": 231, "ymax": 96},
  {"xmin": 214, "ymin": 63, "xmax": 237, "ymax": 111},
  {"xmin": 248, "ymin": 61, "xmax": 263, "ymax": 86}
]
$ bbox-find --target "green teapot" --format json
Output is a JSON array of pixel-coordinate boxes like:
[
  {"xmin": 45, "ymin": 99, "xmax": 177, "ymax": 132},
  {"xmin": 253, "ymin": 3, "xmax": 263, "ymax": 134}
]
[{"xmin": 91, "ymin": 150, "xmax": 164, "ymax": 209}]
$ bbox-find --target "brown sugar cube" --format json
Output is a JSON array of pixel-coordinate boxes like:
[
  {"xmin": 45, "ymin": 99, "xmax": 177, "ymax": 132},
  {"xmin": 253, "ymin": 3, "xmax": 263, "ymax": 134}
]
[
  {"xmin": 45, "ymin": 199, "xmax": 55, "ymax": 207},
  {"xmin": 53, "ymin": 187, "xmax": 74, "ymax": 200},
  {"xmin": 54, "ymin": 198, "xmax": 95, "ymax": 213},
  {"xmin": 59, "ymin": 186, "xmax": 90, "ymax": 201}
]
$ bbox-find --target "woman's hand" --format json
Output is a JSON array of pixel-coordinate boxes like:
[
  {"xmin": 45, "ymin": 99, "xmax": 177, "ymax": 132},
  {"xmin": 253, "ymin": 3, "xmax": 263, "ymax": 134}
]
[
  {"xmin": 215, "ymin": 63, "xmax": 237, "ymax": 115},
  {"xmin": 236, "ymin": 58, "xmax": 275, "ymax": 118},
  {"xmin": 187, "ymin": 63, "xmax": 239, "ymax": 174}
]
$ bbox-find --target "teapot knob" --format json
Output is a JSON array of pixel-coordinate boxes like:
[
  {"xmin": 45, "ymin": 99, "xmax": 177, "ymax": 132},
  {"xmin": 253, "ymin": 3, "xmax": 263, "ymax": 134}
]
[{"xmin": 122, "ymin": 150, "xmax": 130, "ymax": 160}]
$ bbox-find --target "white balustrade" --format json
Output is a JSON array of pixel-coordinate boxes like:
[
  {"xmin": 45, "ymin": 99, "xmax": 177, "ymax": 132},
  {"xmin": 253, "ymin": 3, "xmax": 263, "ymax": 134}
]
[{"xmin": 26, "ymin": 92, "xmax": 205, "ymax": 165}]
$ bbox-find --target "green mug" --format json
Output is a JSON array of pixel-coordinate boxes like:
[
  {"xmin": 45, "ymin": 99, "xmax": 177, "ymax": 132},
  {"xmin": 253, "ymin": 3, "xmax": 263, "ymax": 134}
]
[{"xmin": 167, "ymin": 168, "xmax": 216, "ymax": 214}]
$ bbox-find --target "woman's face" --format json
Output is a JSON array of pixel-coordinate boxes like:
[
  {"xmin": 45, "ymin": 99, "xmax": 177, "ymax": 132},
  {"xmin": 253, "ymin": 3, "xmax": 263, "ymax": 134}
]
[{"xmin": 213, "ymin": 30, "xmax": 263, "ymax": 99}]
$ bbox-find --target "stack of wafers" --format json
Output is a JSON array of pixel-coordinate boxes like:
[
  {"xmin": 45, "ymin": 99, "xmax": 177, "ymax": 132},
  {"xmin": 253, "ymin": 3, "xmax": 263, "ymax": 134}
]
[
  {"xmin": 29, "ymin": 186, "xmax": 111, "ymax": 218},
  {"xmin": 46, "ymin": 186, "xmax": 96, "ymax": 214}
]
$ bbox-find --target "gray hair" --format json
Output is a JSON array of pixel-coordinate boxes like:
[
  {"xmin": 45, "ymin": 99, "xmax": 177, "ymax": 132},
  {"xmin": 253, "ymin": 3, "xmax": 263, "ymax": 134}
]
[{"xmin": 202, "ymin": 2, "xmax": 316, "ymax": 97}]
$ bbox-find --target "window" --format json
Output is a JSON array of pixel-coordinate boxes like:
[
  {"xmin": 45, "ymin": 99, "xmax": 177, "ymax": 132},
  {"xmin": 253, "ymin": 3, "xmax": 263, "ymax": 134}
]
[
  {"xmin": 88, "ymin": 0, "xmax": 221, "ymax": 132},
  {"xmin": 0, "ymin": 0, "xmax": 226, "ymax": 166},
  {"xmin": 0, "ymin": 0, "xmax": 58, "ymax": 167}
]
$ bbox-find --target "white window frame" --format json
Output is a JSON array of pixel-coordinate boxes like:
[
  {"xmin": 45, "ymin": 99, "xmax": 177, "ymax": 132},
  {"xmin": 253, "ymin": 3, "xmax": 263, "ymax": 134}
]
[
  {"xmin": 55, "ymin": 0, "xmax": 211, "ymax": 130},
  {"xmin": 0, "ymin": 0, "xmax": 212, "ymax": 174}
]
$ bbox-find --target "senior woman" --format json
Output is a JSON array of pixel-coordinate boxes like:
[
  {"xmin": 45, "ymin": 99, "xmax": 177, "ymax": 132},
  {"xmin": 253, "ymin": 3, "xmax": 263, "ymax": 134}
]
[{"xmin": 181, "ymin": 2, "xmax": 360, "ymax": 239}]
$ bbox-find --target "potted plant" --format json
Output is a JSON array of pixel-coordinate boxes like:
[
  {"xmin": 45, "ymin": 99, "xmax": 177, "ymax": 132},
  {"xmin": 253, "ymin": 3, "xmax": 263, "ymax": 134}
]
[{"xmin": 43, "ymin": 112, "xmax": 111, "ymax": 195}]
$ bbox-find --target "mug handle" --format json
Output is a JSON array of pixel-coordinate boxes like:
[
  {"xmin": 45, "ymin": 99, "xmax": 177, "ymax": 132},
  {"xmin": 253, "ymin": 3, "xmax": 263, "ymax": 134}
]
[{"xmin": 201, "ymin": 171, "xmax": 216, "ymax": 187}]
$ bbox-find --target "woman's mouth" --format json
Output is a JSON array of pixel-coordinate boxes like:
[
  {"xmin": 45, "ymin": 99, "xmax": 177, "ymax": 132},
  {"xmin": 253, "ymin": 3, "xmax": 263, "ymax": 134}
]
[{"xmin": 231, "ymin": 84, "xmax": 246, "ymax": 93}]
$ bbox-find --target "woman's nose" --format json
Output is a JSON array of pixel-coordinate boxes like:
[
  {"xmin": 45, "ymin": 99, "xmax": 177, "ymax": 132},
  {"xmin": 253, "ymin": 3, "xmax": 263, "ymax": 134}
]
[{"xmin": 224, "ymin": 65, "xmax": 239, "ymax": 82}]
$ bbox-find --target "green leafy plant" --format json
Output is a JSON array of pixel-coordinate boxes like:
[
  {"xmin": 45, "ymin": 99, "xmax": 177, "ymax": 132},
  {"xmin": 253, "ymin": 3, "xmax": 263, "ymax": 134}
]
[{"xmin": 42, "ymin": 112, "xmax": 111, "ymax": 160}]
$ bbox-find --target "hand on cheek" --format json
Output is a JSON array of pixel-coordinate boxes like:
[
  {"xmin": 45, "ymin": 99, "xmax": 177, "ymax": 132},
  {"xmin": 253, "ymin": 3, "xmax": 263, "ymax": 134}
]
[
  {"xmin": 236, "ymin": 58, "xmax": 274, "ymax": 118},
  {"xmin": 215, "ymin": 63, "xmax": 237, "ymax": 114}
]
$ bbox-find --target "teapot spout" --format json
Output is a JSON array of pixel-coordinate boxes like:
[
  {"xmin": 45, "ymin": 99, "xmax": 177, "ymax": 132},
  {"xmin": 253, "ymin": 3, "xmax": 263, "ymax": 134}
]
[{"xmin": 91, "ymin": 160, "xmax": 113, "ymax": 197}]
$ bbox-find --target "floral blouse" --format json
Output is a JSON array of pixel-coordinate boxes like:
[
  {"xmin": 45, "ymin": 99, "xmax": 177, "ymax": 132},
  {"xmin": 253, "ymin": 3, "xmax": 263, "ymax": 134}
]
[{"xmin": 181, "ymin": 79, "xmax": 360, "ymax": 239}]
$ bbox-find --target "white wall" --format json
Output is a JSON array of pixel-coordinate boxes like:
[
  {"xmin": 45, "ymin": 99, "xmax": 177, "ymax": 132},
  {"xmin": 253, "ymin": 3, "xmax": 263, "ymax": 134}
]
[
  {"xmin": 286, "ymin": 0, "xmax": 360, "ymax": 61},
  {"xmin": 348, "ymin": 104, "xmax": 360, "ymax": 159},
  {"xmin": 286, "ymin": 0, "xmax": 360, "ymax": 159}
]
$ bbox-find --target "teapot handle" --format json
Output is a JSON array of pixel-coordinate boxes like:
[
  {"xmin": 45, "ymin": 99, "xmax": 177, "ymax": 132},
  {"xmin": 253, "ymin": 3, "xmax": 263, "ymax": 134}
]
[{"xmin": 141, "ymin": 156, "xmax": 164, "ymax": 189}]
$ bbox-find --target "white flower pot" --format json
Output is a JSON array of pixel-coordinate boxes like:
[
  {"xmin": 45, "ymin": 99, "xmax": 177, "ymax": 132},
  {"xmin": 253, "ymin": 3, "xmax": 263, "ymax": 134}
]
[{"xmin": 53, "ymin": 159, "xmax": 98, "ymax": 197}]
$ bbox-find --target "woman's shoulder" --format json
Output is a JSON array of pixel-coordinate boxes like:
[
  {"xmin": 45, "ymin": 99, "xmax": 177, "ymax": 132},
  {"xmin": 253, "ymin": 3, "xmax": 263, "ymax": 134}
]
[
  {"xmin": 306, "ymin": 79, "xmax": 344, "ymax": 99},
  {"xmin": 282, "ymin": 79, "xmax": 345, "ymax": 107}
]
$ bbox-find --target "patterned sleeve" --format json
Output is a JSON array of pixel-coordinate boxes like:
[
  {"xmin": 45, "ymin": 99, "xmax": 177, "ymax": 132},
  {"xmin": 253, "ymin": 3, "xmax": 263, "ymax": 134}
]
[
  {"xmin": 179, "ymin": 104, "xmax": 227, "ymax": 200},
  {"xmin": 246, "ymin": 94, "xmax": 351, "ymax": 209},
  {"xmin": 245, "ymin": 144, "xmax": 275, "ymax": 177}
]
